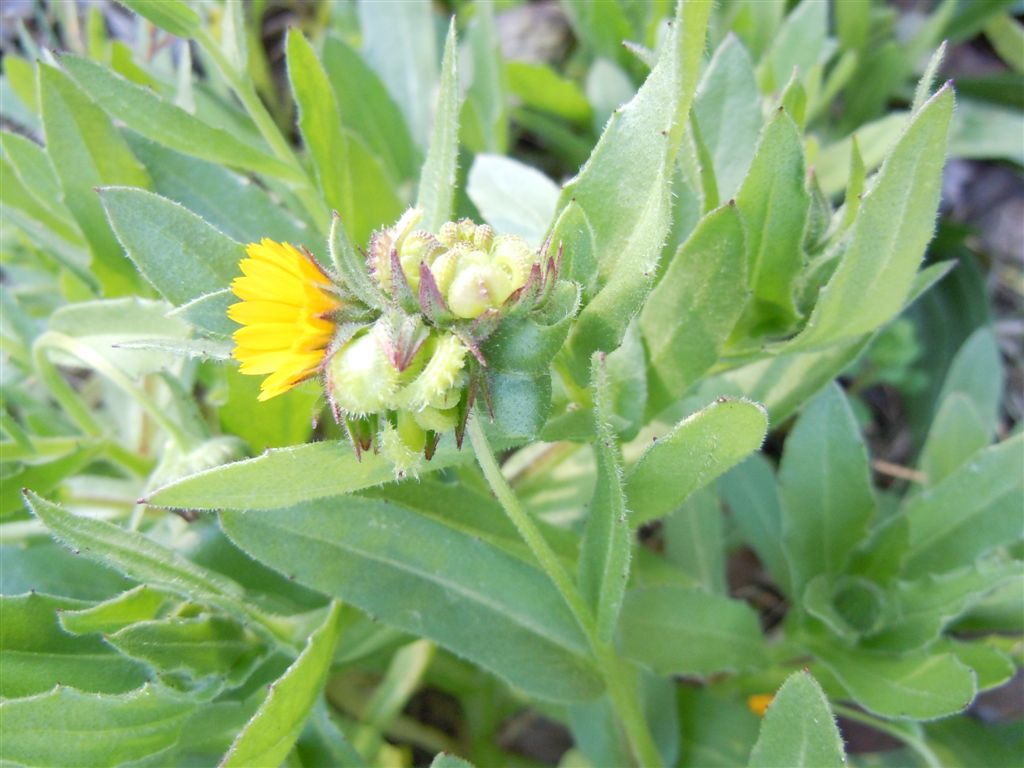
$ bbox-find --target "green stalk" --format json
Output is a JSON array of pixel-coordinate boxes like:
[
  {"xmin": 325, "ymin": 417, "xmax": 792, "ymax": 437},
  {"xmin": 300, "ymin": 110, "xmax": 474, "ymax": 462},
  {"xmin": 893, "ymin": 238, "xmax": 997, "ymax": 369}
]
[
  {"xmin": 467, "ymin": 417, "xmax": 662, "ymax": 768},
  {"xmin": 194, "ymin": 29, "xmax": 330, "ymax": 230}
]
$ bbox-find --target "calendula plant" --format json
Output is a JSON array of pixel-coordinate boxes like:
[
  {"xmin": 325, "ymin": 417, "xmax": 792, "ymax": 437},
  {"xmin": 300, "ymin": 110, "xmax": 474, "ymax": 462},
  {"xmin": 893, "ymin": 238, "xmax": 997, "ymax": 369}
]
[{"xmin": 2, "ymin": 1, "xmax": 1021, "ymax": 767}]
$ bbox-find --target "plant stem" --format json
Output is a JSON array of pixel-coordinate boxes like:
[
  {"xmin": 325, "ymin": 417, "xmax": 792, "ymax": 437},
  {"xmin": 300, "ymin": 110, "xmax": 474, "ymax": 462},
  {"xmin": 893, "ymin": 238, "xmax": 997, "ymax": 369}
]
[
  {"xmin": 832, "ymin": 704, "xmax": 942, "ymax": 768},
  {"xmin": 467, "ymin": 416, "xmax": 662, "ymax": 768},
  {"xmin": 194, "ymin": 29, "xmax": 330, "ymax": 230}
]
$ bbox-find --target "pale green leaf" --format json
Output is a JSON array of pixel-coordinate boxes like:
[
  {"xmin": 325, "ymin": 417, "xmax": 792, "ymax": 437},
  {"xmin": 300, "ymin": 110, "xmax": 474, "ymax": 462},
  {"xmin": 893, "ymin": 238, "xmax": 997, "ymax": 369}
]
[
  {"xmin": 918, "ymin": 393, "xmax": 990, "ymax": 485},
  {"xmin": 61, "ymin": 55, "xmax": 301, "ymax": 183},
  {"xmin": 664, "ymin": 487, "xmax": 725, "ymax": 594},
  {"xmin": 0, "ymin": 593, "xmax": 148, "ymax": 698},
  {"xmin": 789, "ymin": 87, "xmax": 954, "ymax": 349},
  {"xmin": 734, "ymin": 110, "xmax": 809, "ymax": 331},
  {"xmin": 760, "ymin": 0, "xmax": 828, "ymax": 92},
  {"xmin": 780, "ymin": 383, "xmax": 876, "ymax": 594},
  {"xmin": 25, "ymin": 491, "xmax": 245, "ymax": 604},
  {"xmin": 618, "ymin": 586, "xmax": 766, "ymax": 676},
  {"xmin": 578, "ymin": 353, "xmax": 632, "ymax": 643},
  {"xmin": 903, "ymin": 434, "xmax": 1024, "ymax": 577},
  {"xmin": 59, "ymin": 585, "xmax": 168, "ymax": 635},
  {"xmin": 640, "ymin": 203, "xmax": 747, "ymax": 403},
  {"xmin": 100, "ymin": 186, "xmax": 243, "ymax": 307},
  {"xmin": 39, "ymin": 63, "xmax": 149, "ymax": 295},
  {"xmin": 950, "ymin": 98, "xmax": 1024, "ymax": 165},
  {"xmin": 467, "ymin": 154, "xmax": 560, "ymax": 247},
  {"xmin": 358, "ymin": 0, "xmax": 438, "ymax": 152},
  {"xmin": 146, "ymin": 437, "xmax": 481, "ymax": 511},
  {"xmin": 625, "ymin": 398, "xmax": 768, "ymax": 526},
  {"xmin": 719, "ymin": 455, "xmax": 791, "ymax": 596},
  {"xmin": 748, "ymin": 671, "xmax": 844, "ymax": 768},
  {"xmin": 119, "ymin": 0, "xmax": 199, "ymax": 37},
  {"xmin": 221, "ymin": 602, "xmax": 344, "ymax": 768},
  {"xmin": 462, "ymin": 1, "xmax": 508, "ymax": 155},
  {"xmin": 934, "ymin": 326, "xmax": 1003, "ymax": 437},
  {"xmin": 939, "ymin": 638, "xmax": 1016, "ymax": 693},
  {"xmin": 505, "ymin": 62, "xmax": 592, "ymax": 125},
  {"xmin": 693, "ymin": 34, "xmax": 761, "ymax": 200},
  {"xmin": 220, "ymin": 497, "xmax": 604, "ymax": 703},
  {"xmin": 416, "ymin": 19, "xmax": 460, "ymax": 233},
  {"xmin": 554, "ymin": 0, "xmax": 712, "ymax": 376},
  {"xmin": 813, "ymin": 643, "xmax": 976, "ymax": 720},
  {"xmin": 430, "ymin": 754, "xmax": 475, "ymax": 768},
  {"xmin": 0, "ymin": 685, "xmax": 195, "ymax": 768}
]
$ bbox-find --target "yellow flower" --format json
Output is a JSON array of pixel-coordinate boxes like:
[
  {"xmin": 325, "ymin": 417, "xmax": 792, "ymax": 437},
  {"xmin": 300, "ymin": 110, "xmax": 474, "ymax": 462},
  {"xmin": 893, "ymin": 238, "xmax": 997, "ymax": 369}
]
[{"xmin": 228, "ymin": 239, "xmax": 340, "ymax": 401}]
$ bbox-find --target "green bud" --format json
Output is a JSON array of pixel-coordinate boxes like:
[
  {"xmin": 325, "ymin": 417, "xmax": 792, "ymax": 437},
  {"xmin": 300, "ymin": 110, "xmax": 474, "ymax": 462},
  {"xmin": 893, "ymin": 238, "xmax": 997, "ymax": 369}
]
[
  {"xmin": 396, "ymin": 332, "xmax": 468, "ymax": 411},
  {"xmin": 397, "ymin": 230, "xmax": 443, "ymax": 293},
  {"xmin": 326, "ymin": 329, "xmax": 399, "ymax": 416},
  {"xmin": 447, "ymin": 263, "xmax": 515, "ymax": 319},
  {"xmin": 413, "ymin": 404, "xmax": 459, "ymax": 432},
  {"xmin": 380, "ymin": 420, "xmax": 424, "ymax": 477},
  {"xmin": 368, "ymin": 207, "xmax": 424, "ymax": 292}
]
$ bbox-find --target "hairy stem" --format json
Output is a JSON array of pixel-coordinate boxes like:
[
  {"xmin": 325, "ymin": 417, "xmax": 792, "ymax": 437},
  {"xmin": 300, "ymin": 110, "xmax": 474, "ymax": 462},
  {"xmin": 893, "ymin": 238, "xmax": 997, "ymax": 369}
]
[{"xmin": 467, "ymin": 416, "xmax": 661, "ymax": 768}]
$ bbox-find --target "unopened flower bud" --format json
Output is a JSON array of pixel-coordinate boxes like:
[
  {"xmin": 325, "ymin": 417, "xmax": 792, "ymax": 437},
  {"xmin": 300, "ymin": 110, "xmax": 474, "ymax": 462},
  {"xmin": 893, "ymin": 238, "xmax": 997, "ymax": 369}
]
[
  {"xmin": 396, "ymin": 332, "xmax": 468, "ymax": 411},
  {"xmin": 490, "ymin": 235, "xmax": 535, "ymax": 287},
  {"xmin": 326, "ymin": 329, "xmax": 398, "ymax": 415},
  {"xmin": 447, "ymin": 264, "xmax": 515, "ymax": 319},
  {"xmin": 397, "ymin": 231, "xmax": 443, "ymax": 293}
]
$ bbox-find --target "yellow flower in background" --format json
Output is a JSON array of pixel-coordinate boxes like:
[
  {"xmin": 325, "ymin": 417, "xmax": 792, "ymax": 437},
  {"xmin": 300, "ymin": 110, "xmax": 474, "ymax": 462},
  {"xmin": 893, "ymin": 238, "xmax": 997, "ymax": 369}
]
[
  {"xmin": 228, "ymin": 239, "xmax": 340, "ymax": 401},
  {"xmin": 747, "ymin": 693, "xmax": 775, "ymax": 717}
]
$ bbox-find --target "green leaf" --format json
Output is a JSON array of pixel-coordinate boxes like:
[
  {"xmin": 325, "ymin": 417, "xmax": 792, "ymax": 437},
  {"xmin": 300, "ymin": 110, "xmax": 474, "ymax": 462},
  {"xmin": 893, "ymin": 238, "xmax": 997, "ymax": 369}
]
[
  {"xmin": 107, "ymin": 614, "xmax": 264, "ymax": 685},
  {"xmin": 939, "ymin": 638, "xmax": 1016, "ymax": 693},
  {"xmin": 933, "ymin": 326, "xmax": 1003, "ymax": 438},
  {"xmin": 640, "ymin": 203, "xmax": 747, "ymax": 403},
  {"xmin": 664, "ymin": 487, "xmax": 725, "ymax": 594},
  {"xmin": 126, "ymin": 135, "xmax": 313, "ymax": 246},
  {"xmin": 358, "ymin": 0, "xmax": 438, "ymax": 152},
  {"xmin": 678, "ymin": 686, "xmax": 761, "ymax": 768},
  {"xmin": 171, "ymin": 289, "xmax": 236, "ymax": 337},
  {"xmin": 0, "ymin": 593, "xmax": 148, "ymax": 698},
  {"xmin": 951, "ymin": 97, "xmax": 1024, "ymax": 165},
  {"xmin": 759, "ymin": 0, "xmax": 828, "ymax": 92},
  {"xmin": 0, "ymin": 541, "xmax": 133, "ymax": 601},
  {"xmin": 625, "ymin": 398, "xmax": 768, "ymax": 526},
  {"xmin": 220, "ymin": 496, "xmax": 603, "ymax": 702},
  {"xmin": 221, "ymin": 602, "xmax": 343, "ymax": 768},
  {"xmin": 61, "ymin": 55, "xmax": 302, "ymax": 183},
  {"xmin": 812, "ymin": 643, "xmax": 976, "ymax": 720},
  {"xmin": 562, "ymin": 0, "xmax": 635, "ymax": 70},
  {"xmin": 748, "ymin": 672, "xmax": 845, "ymax": 768},
  {"xmin": 692, "ymin": 34, "xmax": 761, "ymax": 200},
  {"xmin": 803, "ymin": 574, "xmax": 886, "ymax": 639},
  {"xmin": 719, "ymin": 455, "xmax": 791, "ymax": 596},
  {"xmin": 788, "ymin": 87, "xmax": 954, "ymax": 350},
  {"xmin": 322, "ymin": 35, "xmax": 418, "ymax": 183},
  {"xmin": 779, "ymin": 383, "xmax": 876, "ymax": 594},
  {"xmin": 918, "ymin": 393, "xmax": 990, "ymax": 485},
  {"xmin": 416, "ymin": 19, "xmax": 460, "ymax": 234},
  {"xmin": 505, "ymin": 62, "xmax": 592, "ymax": 125},
  {"xmin": 467, "ymin": 154, "xmax": 560, "ymax": 246},
  {"xmin": 146, "ymin": 437, "xmax": 480, "ymax": 511},
  {"xmin": 733, "ymin": 110, "xmax": 809, "ymax": 333},
  {"xmin": 462, "ymin": 1, "xmax": 508, "ymax": 155},
  {"xmin": 119, "ymin": 0, "xmax": 200, "ymax": 37},
  {"xmin": 430, "ymin": 754, "xmax": 476, "ymax": 768},
  {"xmin": 0, "ymin": 130, "xmax": 79, "ymax": 239},
  {"xmin": 618, "ymin": 586, "xmax": 766, "ymax": 676},
  {"xmin": 287, "ymin": 30, "xmax": 400, "ymax": 246},
  {"xmin": 100, "ymin": 186, "xmax": 243, "ymax": 307},
  {"xmin": 39, "ymin": 63, "xmax": 149, "ymax": 295},
  {"xmin": 578, "ymin": 353, "xmax": 632, "ymax": 642},
  {"xmin": 866, "ymin": 560, "xmax": 1024, "ymax": 651},
  {"xmin": 217, "ymin": 367, "xmax": 318, "ymax": 451},
  {"xmin": 59, "ymin": 585, "xmax": 168, "ymax": 635},
  {"xmin": 25, "ymin": 491, "xmax": 245, "ymax": 605},
  {"xmin": 903, "ymin": 434, "xmax": 1024, "ymax": 577},
  {"xmin": 329, "ymin": 210, "xmax": 386, "ymax": 309},
  {"xmin": 0, "ymin": 685, "xmax": 194, "ymax": 767},
  {"xmin": 554, "ymin": 0, "xmax": 712, "ymax": 376}
]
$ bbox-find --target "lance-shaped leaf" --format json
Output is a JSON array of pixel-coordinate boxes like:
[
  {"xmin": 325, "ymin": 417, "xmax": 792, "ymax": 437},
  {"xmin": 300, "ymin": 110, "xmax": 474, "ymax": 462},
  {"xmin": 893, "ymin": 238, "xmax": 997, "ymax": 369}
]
[
  {"xmin": 787, "ymin": 86, "xmax": 954, "ymax": 350},
  {"xmin": 416, "ymin": 19, "xmax": 460, "ymax": 233},
  {"xmin": 553, "ymin": 0, "xmax": 713, "ymax": 378},
  {"xmin": 664, "ymin": 487, "xmax": 726, "ymax": 594},
  {"xmin": 100, "ymin": 187, "xmax": 242, "ymax": 307},
  {"xmin": 578, "ymin": 353, "xmax": 632, "ymax": 642},
  {"xmin": 222, "ymin": 602, "xmax": 344, "ymax": 767},
  {"xmin": 0, "ymin": 685, "xmax": 195, "ymax": 768},
  {"xmin": 330, "ymin": 211, "xmax": 385, "ymax": 309},
  {"xmin": 812, "ymin": 642, "xmax": 976, "ymax": 721},
  {"xmin": 120, "ymin": 0, "xmax": 199, "ymax": 37},
  {"xmin": 1, "ymin": 593, "xmax": 148, "ymax": 698},
  {"xmin": 39, "ymin": 64, "xmax": 149, "ymax": 295},
  {"xmin": 220, "ymin": 496, "xmax": 603, "ymax": 702},
  {"xmin": 903, "ymin": 434, "xmax": 1024, "ymax": 577},
  {"xmin": 780, "ymin": 383, "xmax": 876, "ymax": 595},
  {"xmin": 618, "ymin": 586, "xmax": 766, "ymax": 676},
  {"xmin": 61, "ymin": 56, "xmax": 301, "ymax": 183},
  {"xmin": 625, "ymin": 398, "xmax": 768, "ymax": 526},
  {"xmin": 145, "ymin": 437, "xmax": 481, "ymax": 511},
  {"xmin": 25, "ymin": 491, "xmax": 244, "ymax": 604},
  {"xmin": 748, "ymin": 672, "xmax": 845, "ymax": 768},
  {"xmin": 641, "ymin": 203, "xmax": 747, "ymax": 404},
  {"xmin": 733, "ymin": 109, "xmax": 809, "ymax": 332}
]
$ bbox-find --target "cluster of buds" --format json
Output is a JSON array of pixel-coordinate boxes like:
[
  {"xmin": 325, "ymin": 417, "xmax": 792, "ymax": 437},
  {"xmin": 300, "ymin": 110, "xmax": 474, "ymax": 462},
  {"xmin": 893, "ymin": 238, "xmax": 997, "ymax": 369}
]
[{"xmin": 325, "ymin": 208, "xmax": 564, "ymax": 474}]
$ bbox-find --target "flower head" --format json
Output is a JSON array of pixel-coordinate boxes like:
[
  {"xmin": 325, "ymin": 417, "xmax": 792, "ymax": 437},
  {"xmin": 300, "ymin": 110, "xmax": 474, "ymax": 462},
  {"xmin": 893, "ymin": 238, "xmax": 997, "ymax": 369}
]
[{"xmin": 228, "ymin": 239, "xmax": 341, "ymax": 401}]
